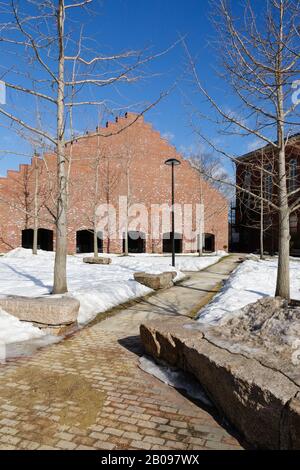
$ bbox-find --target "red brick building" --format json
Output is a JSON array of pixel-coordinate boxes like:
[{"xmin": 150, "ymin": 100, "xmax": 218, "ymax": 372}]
[
  {"xmin": 235, "ymin": 134, "xmax": 300, "ymax": 254},
  {"xmin": 0, "ymin": 114, "xmax": 228, "ymax": 254}
]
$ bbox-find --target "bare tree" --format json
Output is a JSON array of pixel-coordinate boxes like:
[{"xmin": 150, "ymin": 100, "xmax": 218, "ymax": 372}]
[
  {"xmin": 26, "ymin": 99, "xmax": 51, "ymax": 255},
  {"xmin": 102, "ymin": 149, "xmax": 120, "ymax": 254},
  {"xmin": 184, "ymin": 0, "xmax": 300, "ymax": 300},
  {"xmin": 0, "ymin": 152, "xmax": 52, "ymax": 247},
  {"xmin": 92, "ymin": 152, "xmax": 101, "ymax": 258},
  {"xmin": 188, "ymin": 151, "xmax": 234, "ymax": 201},
  {"xmin": 188, "ymin": 150, "xmax": 232, "ymax": 255},
  {"xmin": 88, "ymin": 133, "xmax": 104, "ymax": 259},
  {"xmin": 0, "ymin": 0, "xmax": 174, "ymax": 293},
  {"xmin": 235, "ymin": 150, "xmax": 276, "ymax": 259},
  {"xmin": 117, "ymin": 134, "xmax": 134, "ymax": 256},
  {"xmin": 32, "ymin": 154, "xmax": 39, "ymax": 254}
]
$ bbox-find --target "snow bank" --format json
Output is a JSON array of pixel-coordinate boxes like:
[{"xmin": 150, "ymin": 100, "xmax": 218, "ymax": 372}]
[
  {"xmin": 0, "ymin": 248, "xmax": 225, "ymax": 343},
  {"xmin": 196, "ymin": 296, "xmax": 300, "ymax": 386},
  {"xmin": 74, "ymin": 251, "xmax": 225, "ymax": 273},
  {"xmin": 74, "ymin": 282, "xmax": 151, "ymax": 324},
  {"xmin": 0, "ymin": 307, "xmax": 44, "ymax": 345},
  {"xmin": 198, "ymin": 258, "xmax": 300, "ymax": 324},
  {"xmin": 3, "ymin": 247, "xmax": 55, "ymax": 259}
]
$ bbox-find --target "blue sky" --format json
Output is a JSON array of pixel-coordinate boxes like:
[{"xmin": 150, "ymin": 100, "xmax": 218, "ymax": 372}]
[{"xmin": 0, "ymin": 0, "xmax": 268, "ymax": 176}]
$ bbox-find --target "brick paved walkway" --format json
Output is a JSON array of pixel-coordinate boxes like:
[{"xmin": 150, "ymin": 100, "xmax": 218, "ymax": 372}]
[{"xmin": 0, "ymin": 255, "xmax": 244, "ymax": 450}]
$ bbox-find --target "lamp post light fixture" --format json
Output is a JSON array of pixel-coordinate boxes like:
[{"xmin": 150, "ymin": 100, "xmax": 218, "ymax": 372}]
[{"xmin": 164, "ymin": 157, "xmax": 181, "ymax": 267}]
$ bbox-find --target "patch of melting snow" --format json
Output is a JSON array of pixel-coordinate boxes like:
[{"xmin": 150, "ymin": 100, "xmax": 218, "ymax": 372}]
[
  {"xmin": 1, "ymin": 334, "xmax": 61, "ymax": 362},
  {"xmin": 139, "ymin": 355, "xmax": 212, "ymax": 407}
]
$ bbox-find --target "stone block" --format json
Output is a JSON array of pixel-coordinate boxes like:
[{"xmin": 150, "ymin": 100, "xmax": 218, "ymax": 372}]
[
  {"xmin": 83, "ymin": 257, "xmax": 111, "ymax": 265},
  {"xmin": 0, "ymin": 295, "xmax": 79, "ymax": 326},
  {"xmin": 39, "ymin": 322, "xmax": 77, "ymax": 336},
  {"xmin": 140, "ymin": 317, "xmax": 300, "ymax": 449},
  {"xmin": 134, "ymin": 271, "xmax": 176, "ymax": 290},
  {"xmin": 281, "ymin": 392, "xmax": 300, "ymax": 449}
]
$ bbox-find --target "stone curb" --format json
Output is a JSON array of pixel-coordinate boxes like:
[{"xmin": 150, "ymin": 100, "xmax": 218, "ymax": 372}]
[
  {"xmin": 0, "ymin": 295, "xmax": 79, "ymax": 326},
  {"xmin": 140, "ymin": 317, "xmax": 300, "ymax": 449}
]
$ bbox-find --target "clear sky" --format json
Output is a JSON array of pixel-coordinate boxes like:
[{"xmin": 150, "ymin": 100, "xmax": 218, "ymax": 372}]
[{"xmin": 0, "ymin": 0, "xmax": 265, "ymax": 177}]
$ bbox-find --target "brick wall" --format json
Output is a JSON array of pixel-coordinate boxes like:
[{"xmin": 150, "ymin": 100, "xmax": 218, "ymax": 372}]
[
  {"xmin": 235, "ymin": 138, "xmax": 300, "ymax": 253},
  {"xmin": 0, "ymin": 114, "xmax": 228, "ymax": 254}
]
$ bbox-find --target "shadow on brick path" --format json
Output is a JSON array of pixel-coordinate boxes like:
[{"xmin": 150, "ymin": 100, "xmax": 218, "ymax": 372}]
[{"xmin": 0, "ymin": 255, "xmax": 247, "ymax": 450}]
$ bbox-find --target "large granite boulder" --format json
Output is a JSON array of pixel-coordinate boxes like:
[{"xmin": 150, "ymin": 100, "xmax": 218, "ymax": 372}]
[
  {"xmin": 140, "ymin": 316, "xmax": 300, "ymax": 449},
  {"xmin": 200, "ymin": 296, "xmax": 300, "ymax": 385},
  {"xmin": 134, "ymin": 271, "xmax": 176, "ymax": 290},
  {"xmin": 281, "ymin": 392, "xmax": 300, "ymax": 449},
  {"xmin": 83, "ymin": 256, "xmax": 111, "ymax": 265},
  {"xmin": 0, "ymin": 295, "xmax": 79, "ymax": 327}
]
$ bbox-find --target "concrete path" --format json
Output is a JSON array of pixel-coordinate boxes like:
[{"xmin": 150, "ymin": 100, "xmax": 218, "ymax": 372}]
[
  {"xmin": 0, "ymin": 254, "xmax": 245, "ymax": 450},
  {"xmin": 102, "ymin": 254, "xmax": 244, "ymax": 334}
]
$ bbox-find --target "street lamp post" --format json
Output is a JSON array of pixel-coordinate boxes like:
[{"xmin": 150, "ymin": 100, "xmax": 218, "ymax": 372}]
[{"xmin": 164, "ymin": 158, "xmax": 181, "ymax": 267}]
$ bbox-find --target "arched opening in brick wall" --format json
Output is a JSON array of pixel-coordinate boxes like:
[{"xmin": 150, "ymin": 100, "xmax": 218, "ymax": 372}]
[
  {"xmin": 21, "ymin": 228, "xmax": 53, "ymax": 251},
  {"xmin": 162, "ymin": 232, "xmax": 183, "ymax": 253},
  {"xmin": 123, "ymin": 231, "xmax": 146, "ymax": 253},
  {"xmin": 204, "ymin": 233, "xmax": 215, "ymax": 252},
  {"xmin": 76, "ymin": 230, "xmax": 103, "ymax": 253}
]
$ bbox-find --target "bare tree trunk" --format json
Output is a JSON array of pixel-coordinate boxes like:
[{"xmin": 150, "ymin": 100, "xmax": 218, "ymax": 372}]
[
  {"xmin": 124, "ymin": 214, "xmax": 129, "ymax": 255},
  {"xmin": 32, "ymin": 156, "xmax": 39, "ymax": 255},
  {"xmin": 198, "ymin": 177, "xmax": 203, "ymax": 256},
  {"xmin": 260, "ymin": 201, "xmax": 264, "ymax": 260},
  {"xmin": 275, "ymin": 5, "xmax": 290, "ymax": 300},
  {"xmin": 93, "ymin": 229, "xmax": 98, "ymax": 258},
  {"xmin": 260, "ymin": 161, "xmax": 264, "ymax": 260},
  {"xmin": 124, "ymin": 163, "xmax": 130, "ymax": 256},
  {"xmin": 53, "ymin": 0, "xmax": 67, "ymax": 294},
  {"xmin": 93, "ymin": 157, "xmax": 100, "ymax": 258},
  {"xmin": 198, "ymin": 229, "xmax": 203, "ymax": 256},
  {"xmin": 275, "ymin": 148, "xmax": 290, "ymax": 299},
  {"xmin": 106, "ymin": 156, "xmax": 111, "ymax": 254}
]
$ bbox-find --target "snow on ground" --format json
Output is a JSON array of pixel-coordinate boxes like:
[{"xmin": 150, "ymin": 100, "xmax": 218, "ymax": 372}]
[
  {"xmin": 107, "ymin": 251, "xmax": 225, "ymax": 273},
  {"xmin": 139, "ymin": 355, "xmax": 211, "ymax": 406},
  {"xmin": 0, "ymin": 307, "xmax": 45, "ymax": 346},
  {"xmin": 0, "ymin": 248, "xmax": 224, "ymax": 345},
  {"xmin": 197, "ymin": 257, "xmax": 300, "ymax": 325}
]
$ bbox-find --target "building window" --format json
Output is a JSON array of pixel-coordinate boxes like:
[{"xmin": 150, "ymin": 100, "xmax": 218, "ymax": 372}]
[
  {"xmin": 243, "ymin": 171, "xmax": 251, "ymax": 207},
  {"xmin": 264, "ymin": 164, "xmax": 273, "ymax": 200},
  {"xmin": 290, "ymin": 214, "xmax": 298, "ymax": 234},
  {"xmin": 289, "ymin": 159, "xmax": 297, "ymax": 193}
]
